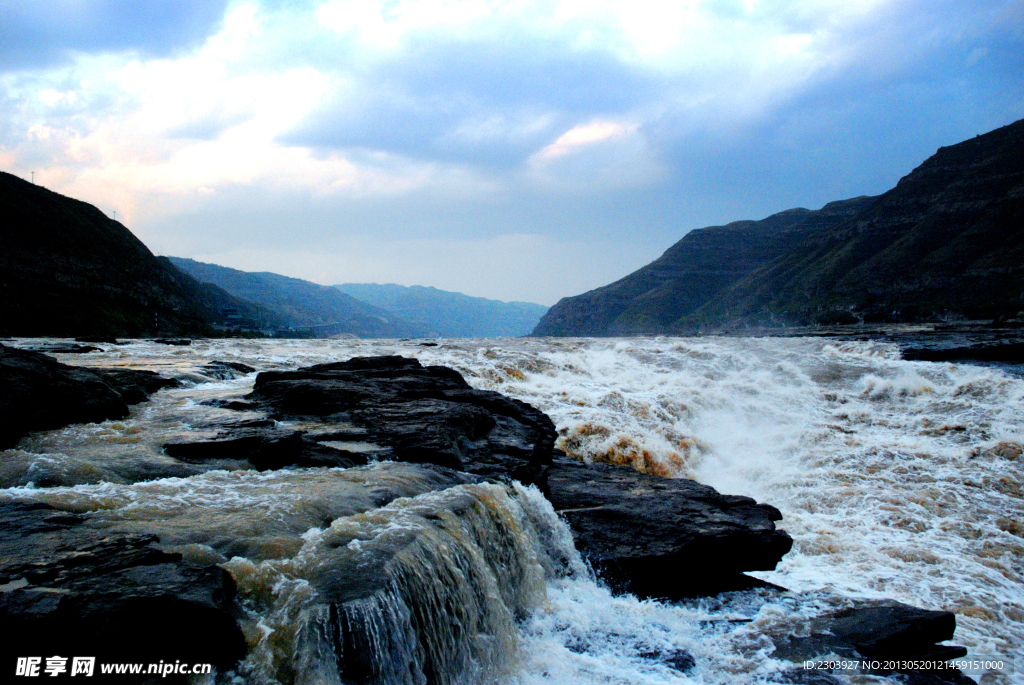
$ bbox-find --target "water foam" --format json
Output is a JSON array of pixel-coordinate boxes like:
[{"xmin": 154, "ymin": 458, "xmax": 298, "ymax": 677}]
[{"xmin": 3, "ymin": 337, "xmax": 1022, "ymax": 682}]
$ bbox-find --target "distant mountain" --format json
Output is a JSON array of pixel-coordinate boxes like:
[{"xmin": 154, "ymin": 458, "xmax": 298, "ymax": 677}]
[
  {"xmin": 534, "ymin": 117, "xmax": 1024, "ymax": 335},
  {"xmin": 335, "ymin": 283, "xmax": 548, "ymax": 337},
  {"xmin": 0, "ymin": 171, "xmax": 265, "ymax": 337},
  {"xmin": 169, "ymin": 258, "xmax": 432, "ymax": 338}
]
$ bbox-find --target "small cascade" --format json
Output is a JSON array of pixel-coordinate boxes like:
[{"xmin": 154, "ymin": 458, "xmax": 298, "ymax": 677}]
[{"xmin": 229, "ymin": 482, "xmax": 583, "ymax": 685}]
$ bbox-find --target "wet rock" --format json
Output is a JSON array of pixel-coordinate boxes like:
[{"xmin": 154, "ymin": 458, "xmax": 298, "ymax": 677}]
[
  {"xmin": 0, "ymin": 501, "xmax": 245, "ymax": 672},
  {"xmin": 203, "ymin": 360, "xmax": 256, "ymax": 380},
  {"xmin": 75, "ymin": 336, "xmax": 121, "ymax": 344},
  {"xmin": 26, "ymin": 343, "xmax": 100, "ymax": 354},
  {"xmin": 543, "ymin": 453, "xmax": 793, "ymax": 597},
  {"xmin": 99, "ymin": 368, "xmax": 180, "ymax": 404},
  {"xmin": 165, "ymin": 430, "xmax": 368, "ymax": 471},
  {"xmin": 246, "ymin": 355, "xmax": 557, "ymax": 485},
  {"xmin": 153, "ymin": 337, "xmax": 192, "ymax": 346},
  {"xmin": 200, "ymin": 398, "xmax": 256, "ymax": 410},
  {"xmin": 826, "ymin": 603, "xmax": 966, "ymax": 660},
  {"xmin": 639, "ymin": 648, "xmax": 696, "ymax": 673},
  {"xmin": 901, "ymin": 341, "xmax": 1024, "ymax": 363},
  {"xmin": 0, "ymin": 344, "xmax": 179, "ymax": 449},
  {"xmin": 771, "ymin": 601, "xmax": 970, "ymax": 684},
  {"xmin": 769, "ymin": 669, "xmax": 845, "ymax": 685}
]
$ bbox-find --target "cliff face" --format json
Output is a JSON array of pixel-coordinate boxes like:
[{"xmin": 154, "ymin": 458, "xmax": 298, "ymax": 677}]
[
  {"xmin": 533, "ymin": 197, "xmax": 875, "ymax": 336},
  {"xmin": 534, "ymin": 117, "xmax": 1024, "ymax": 335},
  {"xmin": 0, "ymin": 172, "xmax": 262, "ymax": 337}
]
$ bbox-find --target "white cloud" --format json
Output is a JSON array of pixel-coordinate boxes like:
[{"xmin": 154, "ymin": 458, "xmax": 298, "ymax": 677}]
[
  {"xmin": 527, "ymin": 118, "xmax": 663, "ymax": 189},
  {"xmin": 535, "ymin": 120, "xmax": 636, "ymax": 159}
]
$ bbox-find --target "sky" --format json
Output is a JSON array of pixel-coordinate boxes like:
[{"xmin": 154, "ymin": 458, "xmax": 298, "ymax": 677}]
[{"xmin": 2, "ymin": 0, "xmax": 1022, "ymax": 305}]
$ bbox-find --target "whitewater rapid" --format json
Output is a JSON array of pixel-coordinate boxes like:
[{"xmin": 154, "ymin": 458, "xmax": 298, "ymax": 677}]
[{"xmin": 2, "ymin": 336, "xmax": 1020, "ymax": 684}]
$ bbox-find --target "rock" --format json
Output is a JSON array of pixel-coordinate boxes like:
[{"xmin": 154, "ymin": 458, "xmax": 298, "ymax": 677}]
[
  {"xmin": 639, "ymin": 648, "xmax": 696, "ymax": 673},
  {"xmin": 203, "ymin": 360, "xmax": 257, "ymax": 380},
  {"xmin": 201, "ymin": 398, "xmax": 256, "ymax": 410},
  {"xmin": 0, "ymin": 501, "xmax": 245, "ymax": 670},
  {"xmin": 826, "ymin": 603, "xmax": 965, "ymax": 660},
  {"xmin": 543, "ymin": 453, "xmax": 793, "ymax": 597},
  {"xmin": 770, "ymin": 601, "xmax": 970, "ymax": 684},
  {"xmin": 153, "ymin": 337, "xmax": 192, "ymax": 345},
  {"xmin": 99, "ymin": 368, "xmax": 180, "ymax": 404},
  {"xmin": 75, "ymin": 336, "xmax": 121, "ymax": 344},
  {"xmin": 769, "ymin": 669, "xmax": 845, "ymax": 685},
  {"xmin": 902, "ymin": 341, "xmax": 1024, "ymax": 363},
  {"xmin": 164, "ymin": 430, "xmax": 368, "ymax": 471},
  {"xmin": 26, "ymin": 343, "xmax": 100, "ymax": 354},
  {"xmin": 0, "ymin": 344, "xmax": 179, "ymax": 449},
  {"xmin": 245, "ymin": 355, "xmax": 557, "ymax": 485}
]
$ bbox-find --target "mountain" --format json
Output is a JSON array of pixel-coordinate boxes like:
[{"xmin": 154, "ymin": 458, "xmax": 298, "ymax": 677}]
[
  {"xmin": 169, "ymin": 258, "xmax": 432, "ymax": 338},
  {"xmin": 334, "ymin": 283, "xmax": 549, "ymax": 337},
  {"xmin": 532, "ymin": 197, "xmax": 875, "ymax": 336},
  {"xmin": 534, "ymin": 118, "xmax": 1024, "ymax": 336},
  {"xmin": 0, "ymin": 171, "xmax": 266, "ymax": 337},
  {"xmin": 700, "ymin": 118, "xmax": 1024, "ymax": 326}
]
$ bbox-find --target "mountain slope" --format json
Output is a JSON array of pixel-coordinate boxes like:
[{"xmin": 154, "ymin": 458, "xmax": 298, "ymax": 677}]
[
  {"xmin": 533, "ymin": 197, "xmax": 875, "ymax": 336},
  {"xmin": 0, "ymin": 172, "xmax": 265, "ymax": 337},
  {"xmin": 335, "ymin": 283, "xmax": 548, "ymax": 337},
  {"xmin": 534, "ymin": 117, "xmax": 1024, "ymax": 335},
  {"xmin": 169, "ymin": 258, "xmax": 432, "ymax": 338},
  {"xmin": 698, "ymin": 118, "xmax": 1024, "ymax": 326}
]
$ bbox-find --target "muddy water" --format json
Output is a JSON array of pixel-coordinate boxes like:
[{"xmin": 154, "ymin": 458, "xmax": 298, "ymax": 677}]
[{"xmin": 2, "ymin": 337, "xmax": 1020, "ymax": 684}]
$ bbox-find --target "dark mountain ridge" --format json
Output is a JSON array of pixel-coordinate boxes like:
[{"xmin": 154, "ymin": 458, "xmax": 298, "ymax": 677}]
[
  {"xmin": 533, "ymin": 196, "xmax": 876, "ymax": 336},
  {"xmin": 534, "ymin": 118, "xmax": 1024, "ymax": 336},
  {"xmin": 698, "ymin": 118, "xmax": 1024, "ymax": 327},
  {"xmin": 0, "ymin": 172, "xmax": 265, "ymax": 337}
]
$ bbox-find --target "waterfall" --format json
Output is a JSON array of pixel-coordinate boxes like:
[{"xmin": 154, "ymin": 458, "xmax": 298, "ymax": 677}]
[{"xmin": 230, "ymin": 482, "xmax": 584, "ymax": 685}]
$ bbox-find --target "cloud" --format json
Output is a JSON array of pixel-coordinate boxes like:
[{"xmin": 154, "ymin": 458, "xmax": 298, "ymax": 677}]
[
  {"xmin": 0, "ymin": 0, "xmax": 1021, "ymax": 303},
  {"xmin": 0, "ymin": 0, "xmax": 231, "ymax": 70},
  {"xmin": 535, "ymin": 121, "xmax": 636, "ymax": 160}
]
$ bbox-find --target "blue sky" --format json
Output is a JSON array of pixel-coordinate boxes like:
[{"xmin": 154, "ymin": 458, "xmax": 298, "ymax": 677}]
[{"xmin": 2, "ymin": 0, "xmax": 1022, "ymax": 304}]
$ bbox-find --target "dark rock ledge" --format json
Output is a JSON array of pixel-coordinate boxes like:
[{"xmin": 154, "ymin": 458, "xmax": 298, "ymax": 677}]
[
  {"xmin": 0, "ymin": 343, "xmax": 179, "ymax": 449},
  {"xmin": 545, "ymin": 452, "xmax": 793, "ymax": 597},
  {"xmin": 0, "ymin": 501, "xmax": 245, "ymax": 675},
  {"xmin": 771, "ymin": 602, "xmax": 972, "ymax": 684}
]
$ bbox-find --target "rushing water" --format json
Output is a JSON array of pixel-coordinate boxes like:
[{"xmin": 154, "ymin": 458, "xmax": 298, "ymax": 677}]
[{"xmin": 2, "ymin": 336, "xmax": 1021, "ymax": 684}]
